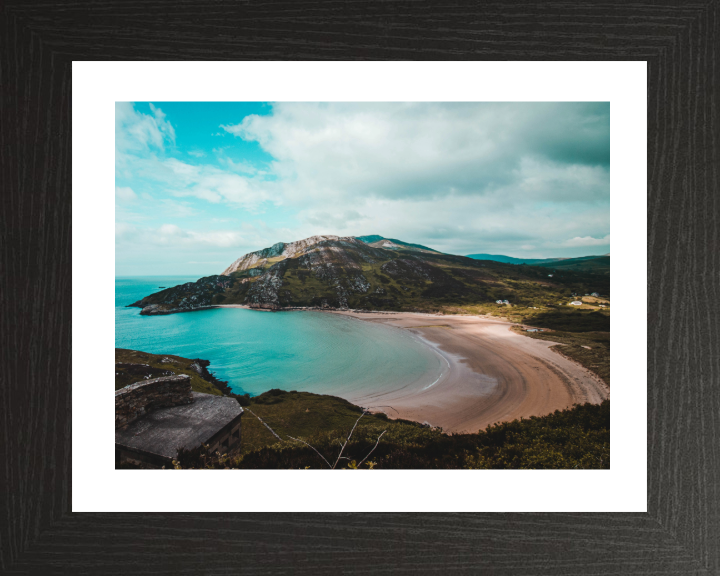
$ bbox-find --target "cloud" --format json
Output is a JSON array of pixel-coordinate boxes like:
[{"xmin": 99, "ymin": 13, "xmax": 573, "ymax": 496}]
[
  {"xmin": 305, "ymin": 209, "xmax": 364, "ymax": 228},
  {"xmin": 562, "ymin": 234, "xmax": 610, "ymax": 247},
  {"xmin": 160, "ymin": 158, "xmax": 273, "ymax": 209},
  {"xmin": 218, "ymin": 156, "xmax": 266, "ymax": 176},
  {"xmin": 216, "ymin": 102, "xmax": 610, "ymax": 257},
  {"xmin": 117, "ymin": 102, "xmax": 610, "ymax": 267},
  {"xmin": 117, "ymin": 223, "xmax": 248, "ymax": 248},
  {"xmin": 188, "ymin": 150, "xmax": 206, "ymax": 158},
  {"xmin": 511, "ymin": 157, "xmax": 609, "ymax": 203},
  {"xmin": 115, "ymin": 186, "xmax": 137, "ymax": 201},
  {"xmin": 116, "ymin": 102, "xmax": 175, "ymax": 156},
  {"xmin": 223, "ymin": 102, "xmax": 609, "ymax": 204},
  {"xmin": 159, "ymin": 199, "xmax": 198, "ymax": 218},
  {"xmin": 115, "ymin": 102, "xmax": 278, "ymax": 211},
  {"xmin": 115, "ymin": 102, "xmax": 177, "ymax": 185}
]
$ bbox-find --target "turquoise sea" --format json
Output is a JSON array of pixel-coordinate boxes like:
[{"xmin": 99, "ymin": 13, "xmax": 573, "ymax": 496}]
[{"xmin": 115, "ymin": 277, "xmax": 443, "ymax": 397}]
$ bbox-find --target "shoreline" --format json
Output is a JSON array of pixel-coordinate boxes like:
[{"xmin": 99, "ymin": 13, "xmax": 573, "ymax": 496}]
[
  {"xmin": 208, "ymin": 305, "xmax": 610, "ymax": 433},
  {"xmin": 323, "ymin": 310, "xmax": 609, "ymax": 434}
]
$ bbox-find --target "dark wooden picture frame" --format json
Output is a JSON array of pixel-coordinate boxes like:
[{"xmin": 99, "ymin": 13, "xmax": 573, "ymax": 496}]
[{"xmin": 2, "ymin": 2, "xmax": 718, "ymax": 574}]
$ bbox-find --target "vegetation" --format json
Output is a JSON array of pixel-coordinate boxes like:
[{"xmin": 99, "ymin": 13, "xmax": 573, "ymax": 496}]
[
  {"xmin": 514, "ymin": 327, "xmax": 610, "ymax": 386},
  {"xmin": 129, "ymin": 236, "xmax": 611, "ymax": 316},
  {"xmin": 522, "ymin": 309, "xmax": 609, "ymax": 332},
  {"xmin": 117, "ymin": 317, "xmax": 609, "ymax": 469},
  {"xmin": 171, "ymin": 389, "xmax": 610, "ymax": 470},
  {"xmin": 465, "ymin": 253, "xmax": 609, "ymax": 271},
  {"xmin": 115, "ymin": 348, "xmax": 226, "ymax": 395},
  {"xmin": 536, "ymin": 255, "xmax": 610, "ymax": 274}
]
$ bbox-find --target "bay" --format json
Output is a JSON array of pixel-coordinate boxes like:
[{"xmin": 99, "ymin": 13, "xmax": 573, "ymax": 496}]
[{"xmin": 115, "ymin": 277, "xmax": 443, "ymax": 397}]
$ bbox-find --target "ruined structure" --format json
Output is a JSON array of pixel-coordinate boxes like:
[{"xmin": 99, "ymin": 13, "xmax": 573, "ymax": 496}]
[{"xmin": 115, "ymin": 374, "xmax": 243, "ymax": 467}]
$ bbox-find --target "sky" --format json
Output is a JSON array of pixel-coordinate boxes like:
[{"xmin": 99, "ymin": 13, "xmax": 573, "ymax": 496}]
[{"xmin": 116, "ymin": 102, "xmax": 610, "ymax": 276}]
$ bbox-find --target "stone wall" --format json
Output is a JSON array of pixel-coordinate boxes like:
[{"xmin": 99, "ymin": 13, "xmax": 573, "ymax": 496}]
[{"xmin": 115, "ymin": 374, "xmax": 193, "ymax": 429}]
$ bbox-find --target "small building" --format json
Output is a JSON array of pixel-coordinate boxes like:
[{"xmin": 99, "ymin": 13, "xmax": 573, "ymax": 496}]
[
  {"xmin": 526, "ymin": 328, "xmax": 541, "ymax": 332},
  {"xmin": 115, "ymin": 374, "xmax": 243, "ymax": 467},
  {"xmin": 548, "ymin": 274, "xmax": 553, "ymax": 277},
  {"xmin": 569, "ymin": 301, "xmax": 583, "ymax": 306},
  {"xmin": 591, "ymin": 292, "xmax": 600, "ymax": 297},
  {"xmin": 496, "ymin": 300, "xmax": 503, "ymax": 304}
]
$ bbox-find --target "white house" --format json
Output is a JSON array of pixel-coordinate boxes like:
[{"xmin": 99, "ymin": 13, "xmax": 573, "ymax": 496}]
[
  {"xmin": 548, "ymin": 274, "xmax": 553, "ymax": 277},
  {"xmin": 496, "ymin": 300, "xmax": 503, "ymax": 304},
  {"xmin": 569, "ymin": 301, "xmax": 583, "ymax": 306},
  {"xmin": 591, "ymin": 292, "xmax": 600, "ymax": 297}
]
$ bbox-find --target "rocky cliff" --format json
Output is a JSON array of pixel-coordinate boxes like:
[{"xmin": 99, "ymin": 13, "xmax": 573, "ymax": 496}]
[{"xmin": 222, "ymin": 235, "xmax": 344, "ymax": 275}]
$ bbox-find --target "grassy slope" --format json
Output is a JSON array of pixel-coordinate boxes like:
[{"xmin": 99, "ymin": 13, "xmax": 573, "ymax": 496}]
[
  {"xmin": 508, "ymin": 305, "xmax": 611, "ymax": 386},
  {"xmin": 536, "ymin": 255, "xmax": 610, "ymax": 274},
  {"xmin": 238, "ymin": 390, "xmax": 397, "ymax": 454},
  {"xmin": 132, "ymin": 243, "xmax": 610, "ymax": 317},
  {"xmin": 513, "ymin": 328, "xmax": 610, "ymax": 386},
  {"xmin": 277, "ymin": 249, "xmax": 610, "ymax": 314},
  {"xmin": 115, "ymin": 348, "xmax": 223, "ymax": 395},
  {"xmin": 175, "ymin": 389, "xmax": 610, "ymax": 470}
]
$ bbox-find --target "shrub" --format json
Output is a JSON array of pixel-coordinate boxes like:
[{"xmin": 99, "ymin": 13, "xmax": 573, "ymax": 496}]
[{"xmin": 173, "ymin": 400, "xmax": 610, "ymax": 470}]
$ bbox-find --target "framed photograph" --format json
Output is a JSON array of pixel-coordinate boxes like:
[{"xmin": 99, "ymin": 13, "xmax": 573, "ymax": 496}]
[
  {"xmin": 82, "ymin": 63, "xmax": 640, "ymax": 512},
  {"xmin": 3, "ymin": 3, "xmax": 717, "ymax": 574}
]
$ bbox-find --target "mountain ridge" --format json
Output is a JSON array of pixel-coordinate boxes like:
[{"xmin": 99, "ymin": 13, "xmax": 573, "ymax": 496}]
[
  {"xmin": 222, "ymin": 235, "xmax": 347, "ymax": 275},
  {"xmin": 466, "ymin": 253, "xmax": 608, "ymax": 265},
  {"xmin": 129, "ymin": 234, "xmax": 610, "ymax": 315},
  {"xmin": 355, "ymin": 235, "xmax": 440, "ymax": 254}
]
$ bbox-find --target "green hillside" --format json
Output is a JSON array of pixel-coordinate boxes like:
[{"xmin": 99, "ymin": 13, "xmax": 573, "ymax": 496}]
[
  {"xmin": 115, "ymin": 348, "xmax": 228, "ymax": 395},
  {"xmin": 536, "ymin": 255, "xmax": 610, "ymax": 274},
  {"xmin": 466, "ymin": 253, "xmax": 559, "ymax": 264},
  {"xmin": 128, "ymin": 236, "xmax": 611, "ymax": 317},
  {"xmin": 467, "ymin": 253, "xmax": 609, "ymax": 274},
  {"xmin": 169, "ymin": 389, "xmax": 610, "ymax": 470}
]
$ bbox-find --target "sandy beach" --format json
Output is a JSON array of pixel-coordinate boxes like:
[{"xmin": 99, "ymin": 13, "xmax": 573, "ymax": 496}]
[
  {"xmin": 216, "ymin": 305, "xmax": 609, "ymax": 434},
  {"xmin": 327, "ymin": 311, "xmax": 609, "ymax": 434}
]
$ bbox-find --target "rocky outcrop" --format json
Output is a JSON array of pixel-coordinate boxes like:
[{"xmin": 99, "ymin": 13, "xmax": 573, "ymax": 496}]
[
  {"xmin": 128, "ymin": 275, "xmax": 232, "ymax": 315},
  {"xmin": 248, "ymin": 303, "xmax": 282, "ymax": 310},
  {"xmin": 222, "ymin": 235, "xmax": 347, "ymax": 275},
  {"xmin": 245, "ymin": 260, "xmax": 286, "ymax": 307},
  {"xmin": 359, "ymin": 235, "xmax": 440, "ymax": 254},
  {"xmin": 115, "ymin": 374, "xmax": 193, "ymax": 429},
  {"xmin": 138, "ymin": 304, "xmax": 216, "ymax": 316},
  {"xmin": 189, "ymin": 359, "xmax": 232, "ymax": 395},
  {"xmin": 222, "ymin": 241, "xmax": 286, "ymax": 275}
]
